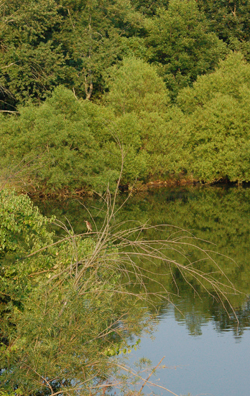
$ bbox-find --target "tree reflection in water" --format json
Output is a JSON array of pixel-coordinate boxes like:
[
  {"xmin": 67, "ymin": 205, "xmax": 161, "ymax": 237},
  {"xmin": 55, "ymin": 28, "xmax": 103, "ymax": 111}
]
[{"xmin": 37, "ymin": 186, "xmax": 250, "ymax": 337}]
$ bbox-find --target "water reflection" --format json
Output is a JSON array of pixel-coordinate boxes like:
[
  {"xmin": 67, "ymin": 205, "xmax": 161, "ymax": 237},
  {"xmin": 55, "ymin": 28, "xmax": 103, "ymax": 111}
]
[
  {"xmin": 129, "ymin": 310, "xmax": 250, "ymax": 396},
  {"xmin": 37, "ymin": 187, "xmax": 250, "ymax": 337}
]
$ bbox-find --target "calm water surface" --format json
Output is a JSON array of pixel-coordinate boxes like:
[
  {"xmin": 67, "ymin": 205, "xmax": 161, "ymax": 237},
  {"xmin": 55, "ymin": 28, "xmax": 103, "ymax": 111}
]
[{"xmin": 38, "ymin": 187, "xmax": 250, "ymax": 396}]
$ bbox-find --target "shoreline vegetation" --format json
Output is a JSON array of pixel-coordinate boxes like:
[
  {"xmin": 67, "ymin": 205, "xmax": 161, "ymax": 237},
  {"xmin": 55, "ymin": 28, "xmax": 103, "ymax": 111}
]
[
  {"xmin": 2, "ymin": 50, "xmax": 250, "ymax": 197},
  {"xmin": 0, "ymin": 0, "xmax": 248, "ymax": 392},
  {"xmin": 1, "ymin": 0, "xmax": 250, "ymax": 198},
  {"xmin": 1, "ymin": 175, "xmax": 247, "ymax": 200},
  {"xmin": 0, "ymin": 183, "xmax": 240, "ymax": 395}
]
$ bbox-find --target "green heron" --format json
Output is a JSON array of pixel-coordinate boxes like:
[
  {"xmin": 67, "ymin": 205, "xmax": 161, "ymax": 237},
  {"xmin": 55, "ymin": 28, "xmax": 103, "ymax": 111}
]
[{"xmin": 84, "ymin": 220, "xmax": 92, "ymax": 232}]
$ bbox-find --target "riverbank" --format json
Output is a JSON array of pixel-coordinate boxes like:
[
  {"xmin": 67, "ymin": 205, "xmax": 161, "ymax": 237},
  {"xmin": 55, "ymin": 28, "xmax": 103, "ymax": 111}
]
[{"xmin": 2, "ymin": 176, "xmax": 247, "ymax": 200}]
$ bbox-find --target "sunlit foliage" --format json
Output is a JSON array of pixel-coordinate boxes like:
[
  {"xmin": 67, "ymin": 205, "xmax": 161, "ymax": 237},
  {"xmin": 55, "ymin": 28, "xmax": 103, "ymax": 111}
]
[
  {"xmin": 176, "ymin": 53, "xmax": 250, "ymax": 182},
  {"xmin": 0, "ymin": 189, "xmax": 149, "ymax": 395}
]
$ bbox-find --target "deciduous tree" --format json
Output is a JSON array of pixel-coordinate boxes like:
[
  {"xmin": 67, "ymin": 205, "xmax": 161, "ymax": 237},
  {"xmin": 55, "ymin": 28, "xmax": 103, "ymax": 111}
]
[{"xmin": 145, "ymin": 0, "xmax": 227, "ymax": 98}]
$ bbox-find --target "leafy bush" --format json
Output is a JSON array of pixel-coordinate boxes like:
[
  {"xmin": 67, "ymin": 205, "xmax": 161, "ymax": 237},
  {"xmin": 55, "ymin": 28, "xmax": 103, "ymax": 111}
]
[
  {"xmin": 177, "ymin": 53, "xmax": 250, "ymax": 113},
  {"xmin": 105, "ymin": 57, "xmax": 170, "ymax": 115},
  {"xmin": 175, "ymin": 53, "xmax": 250, "ymax": 182},
  {"xmin": 0, "ymin": 188, "xmax": 53, "ymax": 258},
  {"xmin": 0, "ymin": 87, "xmax": 122, "ymax": 193},
  {"xmin": 0, "ymin": 190, "xmax": 150, "ymax": 395},
  {"xmin": 104, "ymin": 57, "xmax": 179, "ymax": 179},
  {"xmin": 0, "ymin": 187, "xmax": 239, "ymax": 394},
  {"xmin": 1, "ymin": 82, "xmax": 169, "ymax": 192}
]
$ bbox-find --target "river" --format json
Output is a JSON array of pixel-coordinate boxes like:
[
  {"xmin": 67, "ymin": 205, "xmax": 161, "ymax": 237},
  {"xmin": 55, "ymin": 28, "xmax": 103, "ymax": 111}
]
[{"xmin": 37, "ymin": 186, "xmax": 250, "ymax": 396}]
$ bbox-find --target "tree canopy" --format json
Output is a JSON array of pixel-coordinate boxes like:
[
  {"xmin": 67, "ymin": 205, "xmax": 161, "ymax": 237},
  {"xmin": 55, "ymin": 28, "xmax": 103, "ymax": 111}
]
[
  {"xmin": 176, "ymin": 53, "xmax": 250, "ymax": 182},
  {"xmin": 1, "ymin": 0, "xmax": 250, "ymax": 189},
  {"xmin": 145, "ymin": 0, "xmax": 228, "ymax": 97}
]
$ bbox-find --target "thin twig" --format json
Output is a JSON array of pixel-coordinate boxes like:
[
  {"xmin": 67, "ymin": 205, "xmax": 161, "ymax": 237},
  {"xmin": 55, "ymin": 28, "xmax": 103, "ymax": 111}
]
[{"xmin": 138, "ymin": 356, "xmax": 166, "ymax": 394}]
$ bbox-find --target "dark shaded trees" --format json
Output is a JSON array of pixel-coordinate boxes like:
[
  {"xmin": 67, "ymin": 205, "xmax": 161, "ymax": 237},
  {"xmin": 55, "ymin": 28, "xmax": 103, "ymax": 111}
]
[
  {"xmin": 197, "ymin": 0, "xmax": 250, "ymax": 45},
  {"xmin": 0, "ymin": 0, "xmax": 67, "ymax": 108},
  {"xmin": 0, "ymin": 0, "xmax": 145, "ymax": 109},
  {"xmin": 145, "ymin": 0, "xmax": 228, "ymax": 98}
]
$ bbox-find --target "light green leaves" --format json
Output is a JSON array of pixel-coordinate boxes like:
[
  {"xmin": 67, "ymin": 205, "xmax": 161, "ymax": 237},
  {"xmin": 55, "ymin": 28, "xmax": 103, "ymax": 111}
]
[
  {"xmin": 0, "ymin": 189, "xmax": 53, "ymax": 257},
  {"xmin": 175, "ymin": 53, "xmax": 250, "ymax": 182},
  {"xmin": 105, "ymin": 57, "xmax": 170, "ymax": 116}
]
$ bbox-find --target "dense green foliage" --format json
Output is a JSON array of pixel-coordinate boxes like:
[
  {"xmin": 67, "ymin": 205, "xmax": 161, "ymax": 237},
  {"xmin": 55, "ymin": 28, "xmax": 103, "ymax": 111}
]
[
  {"xmin": 1, "ymin": 0, "xmax": 250, "ymax": 189},
  {"xmin": 0, "ymin": 86, "xmax": 122, "ymax": 193},
  {"xmin": 2, "ymin": 52, "xmax": 250, "ymax": 190},
  {"xmin": 1, "ymin": 186, "xmax": 246, "ymax": 394},
  {"xmin": 0, "ymin": 0, "xmax": 229, "ymax": 108},
  {"xmin": 0, "ymin": 58, "xmax": 180, "ymax": 191},
  {"xmin": 0, "ymin": 189, "xmax": 149, "ymax": 394},
  {"xmin": 0, "ymin": 189, "xmax": 53, "ymax": 258},
  {"xmin": 0, "ymin": 0, "xmax": 139, "ymax": 107},
  {"xmin": 1, "ymin": 1, "xmax": 249, "ymax": 391},
  {"xmin": 196, "ymin": 0, "xmax": 250, "ymax": 58},
  {"xmin": 145, "ymin": 0, "xmax": 228, "ymax": 97},
  {"xmin": 177, "ymin": 53, "xmax": 250, "ymax": 182}
]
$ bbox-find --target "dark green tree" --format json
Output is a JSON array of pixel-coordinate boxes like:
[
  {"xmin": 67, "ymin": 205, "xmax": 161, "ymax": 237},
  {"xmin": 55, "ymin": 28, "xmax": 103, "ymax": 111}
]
[
  {"xmin": 0, "ymin": 0, "xmax": 68, "ymax": 108},
  {"xmin": 130, "ymin": 0, "xmax": 169, "ymax": 16},
  {"xmin": 145, "ymin": 0, "xmax": 228, "ymax": 98},
  {"xmin": 0, "ymin": 0, "xmax": 146, "ymax": 109},
  {"xmin": 197, "ymin": 0, "xmax": 250, "ymax": 54}
]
